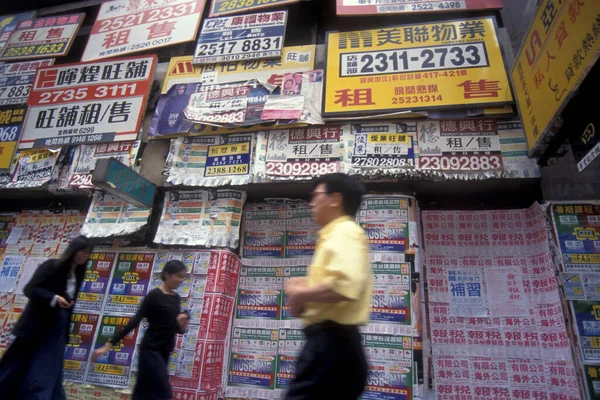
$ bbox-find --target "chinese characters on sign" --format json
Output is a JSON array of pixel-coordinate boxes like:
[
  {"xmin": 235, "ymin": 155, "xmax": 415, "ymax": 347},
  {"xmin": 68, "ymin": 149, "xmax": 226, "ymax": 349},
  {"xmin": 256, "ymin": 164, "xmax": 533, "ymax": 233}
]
[
  {"xmin": 0, "ymin": 59, "xmax": 54, "ymax": 106},
  {"xmin": 552, "ymin": 204, "xmax": 600, "ymax": 273},
  {"xmin": 20, "ymin": 55, "xmax": 156, "ymax": 148},
  {"xmin": 336, "ymin": 0, "xmax": 502, "ymax": 16},
  {"xmin": 194, "ymin": 11, "xmax": 287, "ymax": 64},
  {"xmin": 0, "ymin": 104, "xmax": 27, "ymax": 170},
  {"xmin": 0, "ymin": 12, "xmax": 37, "ymax": 55},
  {"xmin": 0, "ymin": 14, "xmax": 84, "ymax": 61},
  {"xmin": 82, "ymin": 0, "xmax": 206, "ymax": 62},
  {"xmin": 324, "ymin": 17, "xmax": 513, "ymax": 117},
  {"xmin": 417, "ymin": 119, "xmax": 503, "ymax": 171},
  {"xmin": 511, "ymin": 1, "xmax": 600, "ymax": 155},
  {"xmin": 210, "ymin": 0, "xmax": 299, "ymax": 17}
]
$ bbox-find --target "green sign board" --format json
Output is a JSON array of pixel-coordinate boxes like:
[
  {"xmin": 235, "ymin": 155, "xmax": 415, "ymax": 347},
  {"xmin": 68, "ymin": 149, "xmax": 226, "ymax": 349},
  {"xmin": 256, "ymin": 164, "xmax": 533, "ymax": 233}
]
[{"xmin": 92, "ymin": 158, "xmax": 155, "ymax": 208}]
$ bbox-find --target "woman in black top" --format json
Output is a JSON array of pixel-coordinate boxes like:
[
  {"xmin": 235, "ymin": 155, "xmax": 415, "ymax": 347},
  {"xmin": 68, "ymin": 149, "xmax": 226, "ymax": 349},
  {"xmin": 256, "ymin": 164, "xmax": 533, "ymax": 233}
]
[
  {"xmin": 94, "ymin": 260, "xmax": 190, "ymax": 400},
  {"xmin": 0, "ymin": 235, "xmax": 93, "ymax": 400}
]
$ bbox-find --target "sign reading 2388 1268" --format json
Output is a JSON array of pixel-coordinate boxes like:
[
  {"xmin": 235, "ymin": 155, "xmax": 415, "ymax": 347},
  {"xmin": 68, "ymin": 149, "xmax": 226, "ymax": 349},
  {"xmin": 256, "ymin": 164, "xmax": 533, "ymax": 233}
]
[{"xmin": 323, "ymin": 17, "xmax": 513, "ymax": 117}]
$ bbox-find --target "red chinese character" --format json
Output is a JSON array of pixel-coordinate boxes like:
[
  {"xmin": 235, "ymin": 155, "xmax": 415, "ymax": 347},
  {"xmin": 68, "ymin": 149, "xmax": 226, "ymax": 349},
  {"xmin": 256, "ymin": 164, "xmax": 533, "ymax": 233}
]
[
  {"xmin": 46, "ymin": 28, "xmax": 64, "ymax": 40},
  {"xmin": 18, "ymin": 31, "xmax": 36, "ymax": 42},
  {"xmin": 457, "ymin": 80, "xmax": 501, "ymax": 99},
  {"xmin": 37, "ymin": 69, "xmax": 58, "ymax": 88},
  {"xmin": 258, "ymin": 14, "xmax": 271, "ymax": 23},
  {"xmin": 333, "ymin": 88, "xmax": 376, "ymax": 107},
  {"xmin": 44, "ymin": 17, "xmax": 57, "ymax": 27},
  {"xmin": 568, "ymin": 0, "xmax": 585, "ymax": 23},
  {"xmin": 68, "ymin": 15, "xmax": 80, "ymax": 24},
  {"xmin": 244, "ymin": 15, "xmax": 257, "ymax": 24},
  {"xmin": 57, "ymin": 16, "xmax": 69, "ymax": 25},
  {"xmin": 147, "ymin": 21, "xmax": 177, "ymax": 40},
  {"xmin": 102, "ymin": 30, "xmax": 130, "ymax": 49},
  {"xmin": 272, "ymin": 12, "xmax": 285, "ymax": 21},
  {"xmin": 533, "ymin": 69, "xmax": 545, "ymax": 89},
  {"xmin": 231, "ymin": 17, "xmax": 244, "ymax": 25},
  {"xmin": 555, "ymin": 21, "xmax": 568, "ymax": 48}
]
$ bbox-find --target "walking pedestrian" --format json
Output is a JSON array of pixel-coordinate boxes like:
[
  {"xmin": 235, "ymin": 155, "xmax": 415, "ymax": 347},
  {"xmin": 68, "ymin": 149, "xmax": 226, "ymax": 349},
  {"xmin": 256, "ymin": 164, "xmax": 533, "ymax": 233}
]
[
  {"xmin": 0, "ymin": 235, "xmax": 94, "ymax": 400},
  {"xmin": 93, "ymin": 260, "xmax": 190, "ymax": 400},
  {"xmin": 284, "ymin": 173, "xmax": 372, "ymax": 399}
]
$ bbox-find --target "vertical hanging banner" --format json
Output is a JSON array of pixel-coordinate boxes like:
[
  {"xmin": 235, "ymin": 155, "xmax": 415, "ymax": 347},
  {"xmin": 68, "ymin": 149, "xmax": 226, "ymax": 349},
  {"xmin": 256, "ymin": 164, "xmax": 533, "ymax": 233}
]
[
  {"xmin": 0, "ymin": 59, "xmax": 54, "ymax": 106},
  {"xmin": 337, "ymin": 0, "xmax": 502, "ymax": 15},
  {"xmin": 19, "ymin": 55, "xmax": 156, "ymax": 149},
  {"xmin": 0, "ymin": 12, "xmax": 37, "ymax": 54},
  {"xmin": 104, "ymin": 252, "xmax": 155, "ymax": 314},
  {"xmin": 210, "ymin": 0, "xmax": 299, "ymax": 17},
  {"xmin": 75, "ymin": 251, "xmax": 116, "ymax": 312},
  {"xmin": 0, "ymin": 104, "xmax": 27, "ymax": 171},
  {"xmin": 64, "ymin": 312, "xmax": 100, "ymax": 382},
  {"xmin": 82, "ymin": 0, "xmax": 206, "ymax": 62},
  {"xmin": 417, "ymin": 119, "xmax": 503, "ymax": 171},
  {"xmin": 324, "ymin": 17, "xmax": 513, "ymax": 117},
  {"xmin": 0, "ymin": 14, "xmax": 84, "ymax": 61},
  {"xmin": 511, "ymin": 1, "xmax": 600, "ymax": 156},
  {"xmin": 193, "ymin": 11, "xmax": 287, "ymax": 65},
  {"xmin": 87, "ymin": 314, "xmax": 138, "ymax": 388}
]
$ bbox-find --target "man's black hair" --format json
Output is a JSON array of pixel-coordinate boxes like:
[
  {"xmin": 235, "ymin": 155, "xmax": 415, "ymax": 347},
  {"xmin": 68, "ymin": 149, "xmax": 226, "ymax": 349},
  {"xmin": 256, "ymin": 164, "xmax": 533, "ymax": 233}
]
[{"xmin": 312, "ymin": 173, "xmax": 367, "ymax": 217}]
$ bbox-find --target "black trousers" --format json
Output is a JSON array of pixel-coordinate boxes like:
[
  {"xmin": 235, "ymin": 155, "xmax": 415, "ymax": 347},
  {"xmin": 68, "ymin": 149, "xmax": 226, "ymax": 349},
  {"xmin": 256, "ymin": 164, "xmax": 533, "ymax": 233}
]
[{"xmin": 285, "ymin": 321, "xmax": 368, "ymax": 400}]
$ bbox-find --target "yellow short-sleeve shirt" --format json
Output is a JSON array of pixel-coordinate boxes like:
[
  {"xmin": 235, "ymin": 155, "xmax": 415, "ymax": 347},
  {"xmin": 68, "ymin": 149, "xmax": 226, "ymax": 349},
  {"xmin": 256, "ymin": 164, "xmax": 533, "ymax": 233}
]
[{"xmin": 302, "ymin": 216, "xmax": 372, "ymax": 326}]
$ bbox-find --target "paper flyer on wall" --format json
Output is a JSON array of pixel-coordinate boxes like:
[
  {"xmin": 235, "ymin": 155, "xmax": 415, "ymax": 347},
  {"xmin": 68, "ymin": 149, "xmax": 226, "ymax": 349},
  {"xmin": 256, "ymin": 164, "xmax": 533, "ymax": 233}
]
[
  {"xmin": 0, "ymin": 254, "xmax": 25, "ymax": 293},
  {"xmin": 30, "ymin": 213, "xmax": 68, "ymax": 257},
  {"xmin": 205, "ymin": 250, "xmax": 240, "ymax": 298},
  {"xmin": 103, "ymin": 252, "xmax": 155, "ymax": 314},
  {"xmin": 14, "ymin": 255, "xmax": 46, "ymax": 295},
  {"xmin": 572, "ymin": 301, "xmax": 600, "ymax": 363},
  {"xmin": 0, "ymin": 213, "xmax": 17, "ymax": 254},
  {"xmin": 370, "ymin": 262, "xmax": 411, "ymax": 325},
  {"xmin": 357, "ymin": 195, "xmax": 410, "ymax": 254},
  {"xmin": 64, "ymin": 312, "xmax": 100, "ymax": 382},
  {"xmin": 57, "ymin": 213, "xmax": 85, "ymax": 255},
  {"xmin": 80, "ymin": 191, "xmax": 151, "ymax": 239},
  {"xmin": 87, "ymin": 314, "xmax": 138, "ymax": 388},
  {"xmin": 562, "ymin": 272, "xmax": 600, "ymax": 301},
  {"xmin": 6, "ymin": 148, "xmax": 60, "ymax": 189},
  {"xmin": 165, "ymin": 133, "xmax": 255, "ymax": 187},
  {"xmin": 274, "ymin": 328, "xmax": 305, "ymax": 395},
  {"xmin": 75, "ymin": 251, "xmax": 116, "ymax": 313},
  {"xmin": 235, "ymin": 266, "xmax": 283, "ymax": 326},
  {"xmin": 584, "ymin": 364, "xmax": 600, "ymax": 399},
  {"xmin": 281, "ymin": 266, "xmax": 307, "ymax": 323},
  {"xmin": 67, "ymin": 142, "xmax": 135, "ymax": 189}
]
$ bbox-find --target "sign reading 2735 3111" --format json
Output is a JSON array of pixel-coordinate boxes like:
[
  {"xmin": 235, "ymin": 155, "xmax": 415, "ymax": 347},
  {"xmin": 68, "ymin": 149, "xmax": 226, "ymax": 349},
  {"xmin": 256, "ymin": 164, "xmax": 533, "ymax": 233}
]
[{"xmin": 323, "ymin": 17, "xmax": 513, "ymax": 118}]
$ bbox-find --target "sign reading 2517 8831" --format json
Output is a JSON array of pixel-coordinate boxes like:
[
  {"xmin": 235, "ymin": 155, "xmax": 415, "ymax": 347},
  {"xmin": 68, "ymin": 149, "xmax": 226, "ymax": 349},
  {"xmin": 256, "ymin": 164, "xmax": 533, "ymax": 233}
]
[
  {"xmin": 193, "ymin": 11, "xmax": 287, "ymax": 64},
  {"xmin": 324, "ymin": 17, "xmax": 513, "ymax": 117},
  {"xmin": 0, "ymin": 14, "xmax": 84, "ymax": 61},
  {"xmin": 19, "ymin": 55, "xmax": 156, "ymax": 149}
]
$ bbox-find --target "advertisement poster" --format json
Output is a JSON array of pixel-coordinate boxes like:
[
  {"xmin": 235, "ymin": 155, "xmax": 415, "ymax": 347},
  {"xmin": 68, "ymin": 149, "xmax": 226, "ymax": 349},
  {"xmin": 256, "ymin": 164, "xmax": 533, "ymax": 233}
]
[
  {"xmin": 336, "ymin": 0, "xmax": 502, "ymax": 16},
  {"xmin": 324, "ymin": 17, "xmax": 513, "ymax": 117},
  {"xmin": 209, "ymin": 0, "xmax": 299, "ymax": 17},
  {"xmin": 87, "ymin": 314, "xmax": 138, "ymax": 388},
  {"xmin": 0, "ymin": 255, "xmax": 25, "ymax": 292},
  {"xmin": 357, "ymin": 195, "xmax": 410, "ymax": 253},
  {"xmin": 0, "ymin": 14, "xmax": 84, "ymax": 61},
  {"xmin": 235, "ymin": 266, "xmax": 283, "ymax": 321},
  {"xmin": 285, "ymin": 205, "xmax": 318, "ymax": 259},
  {"xmin": 345, "ymin": 122, "xmax": 415, "ymax": 174},
  {"xmin": 447, "ymin": 268, "xmax": 486, "ymax": 317},
  {"xmin": 241, "ymin": 204, "xmax": 286, "ymax": 262},
  {"xmin": 585, "ymin": 364, "xmax": 600, "ymax": 399},
  {"xmin": 275, "ymin": 328, "xmax": 305, "ymax": 392},
  {"xmin": 149, "ymin": 81, "xmax": 202, "ymax": 137},
  {"xmin": 68, "ymin": 142, "xmax": 134, "ymax": 189},
  {"xmin": 227, "ymin": 327, "xmax": 278, "ymax": 390},
  {"xmin": 552, "ymin": 204, "xmax": 600, "ymax": 273},
  {"xmin": 0, "ymin": 59, "xmax": 53, "ymax": 106},
  {"xmin": 263, "ymin": 126, "xmax": 342, "ymax": 179},
  {"xmin": 104, "ymin": 252, "xmax": 155, "ymax": 314},
  {"xmin": 80, "ymin": 191, "xmax": 151, "ymax": 239},
  {"xmin": 371, "ymin": 262, "xmax": 411, "ymax": 324},
  {"xmin": 0, "ymin": 213, "xmax": 17, "ymax": 254},
  {"xmin": 57, "ymin": 213, "xmax": 85, "ymax": 255},
  {"xmin": 205, "ymin": 250, "xmax": 240, "ymax": 297},
  {"xmin": 165, "ymin": 133, "xmax": 254, "ymax": 186},
  {"xmin": 0, "ymin": 104, "xmax": 27, "ymax": 171},
  {"xmin": 512, "ymin": 1, "xmax": 600, "ymax": 155},
  {"xmin": 281, "ymin": 266, "xmax": 307, "ymax": 320},
  {"xmin": 572, "ymin": 300, "xmax": 600, "ymax": 362},
  {"xmin": 0, "ymin": 12, "xmax": 37, "ymax": 54},
  {"xmin": 75, "ymin": 251, "xmax": 116, "ymax": 312},
  {"xmin": 194, "ymin": 11, "xmax": 287, "ymax": 64},
  {"xmin": 417, "ymin": 119, "xmax": 503, "ymax": 171},
  {"xmin": 82, "ymin": 0, "xmax": 206, "ymax": 62},
  {"xmin": 20, "ymin": 55, "xmax": 156, "ymax": 149},
  {"xmin": 64, "ymin": 312, "xmax": 100, "ymax": 382},
  {"xmin": 362, "ymin": 334, "xmax": 413, "ymax": 400},
  {"xmin": 562, "ymin": 272, "xmax": 600, "ymax": 301},
  {"xmin": 7, "ymin": 148, "xmax": 58, "ymax": 189},
  {"xmin": 30, "ymin": 213, "xmax": 67, "ymax": 257},
  {"xmin": 3, "ymin": 211, "xmax": 42, "ymax": 255}
]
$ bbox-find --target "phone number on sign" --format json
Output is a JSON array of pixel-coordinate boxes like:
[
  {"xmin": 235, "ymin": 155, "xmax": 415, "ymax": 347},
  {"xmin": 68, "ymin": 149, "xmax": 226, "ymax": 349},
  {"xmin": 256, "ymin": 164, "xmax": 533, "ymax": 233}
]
[
  {"xmin": 214, "ymin": 0, "xmax": 287, "ymax": 14},
  {"xmin": 266, "ymin": 162, "xmax": 338, "ymax": 176},
  {"xmin": 353, "ymin": 157, "xmax": 413, "ymax": 167},
  {"xmin": 196, "ymin": 37, "xmax": 282, "ymax": 57},
  {"xmin": 341, "ymin": 43, "xmax": 487, "ymax": 76},
  {"xmin": 3, "ymin": 43, "xmax": 65, "ymax": 58},
  {"xmin": 419, "ymin": 155, "xmax": 502, "ymax": 170}
]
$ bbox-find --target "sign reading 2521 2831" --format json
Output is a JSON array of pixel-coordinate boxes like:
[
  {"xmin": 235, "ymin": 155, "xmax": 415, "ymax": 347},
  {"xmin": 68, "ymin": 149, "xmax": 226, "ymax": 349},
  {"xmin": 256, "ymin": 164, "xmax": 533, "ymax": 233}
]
[{"xmin": 323, "ymin": 17, "xmax": 513, "ymax": 117}]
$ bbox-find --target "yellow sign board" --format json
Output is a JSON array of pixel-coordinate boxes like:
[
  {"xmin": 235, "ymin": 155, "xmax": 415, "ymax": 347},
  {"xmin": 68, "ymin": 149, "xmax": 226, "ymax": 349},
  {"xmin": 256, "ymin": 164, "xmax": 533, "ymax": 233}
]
[
  {"xmin": 162, "ymin": 45, "xmax": 316, "ymax": 93},
  {"xmin": 512, "ymin": 1, "xmax": 600, "ymax": 155},
  {"xmin": 324, "ymin": 17, "xmax": 513, "ymax": 117}
]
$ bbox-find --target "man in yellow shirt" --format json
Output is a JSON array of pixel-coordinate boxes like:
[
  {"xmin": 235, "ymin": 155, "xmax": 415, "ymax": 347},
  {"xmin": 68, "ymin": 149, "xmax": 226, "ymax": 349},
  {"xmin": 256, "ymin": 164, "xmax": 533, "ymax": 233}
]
[{"xmin": 284, "ymin": 173, "xmax": 372, "ymax": 399}]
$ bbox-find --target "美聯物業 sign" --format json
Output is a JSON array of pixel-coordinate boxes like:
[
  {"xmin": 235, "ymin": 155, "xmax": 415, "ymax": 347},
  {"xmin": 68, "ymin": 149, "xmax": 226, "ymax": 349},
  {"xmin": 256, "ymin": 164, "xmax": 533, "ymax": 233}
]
[
  {"xmin": 336, "ymin": 0, "xmax": 502, "ymax": 16},
  {"xmin": 194, "ymin": 11, "xmax": 287, "ymax": 65},
  {"xmin": 82, "ymin": 0, "xmax": 206, "ymax": 62},
  {"xmin": 0, "ymin": 14, "xmax": 84, "ymax": 61},
  {"xmin": 511, "ymin": 1, "xmax": 600, "ymax": 156},
  {"xmin": 19, "ymin": 55, "xmax": 156, "ymax": 149},
  {"xmin": 324, "ymin": 17, "xmax": 513, "ymax": 117}
]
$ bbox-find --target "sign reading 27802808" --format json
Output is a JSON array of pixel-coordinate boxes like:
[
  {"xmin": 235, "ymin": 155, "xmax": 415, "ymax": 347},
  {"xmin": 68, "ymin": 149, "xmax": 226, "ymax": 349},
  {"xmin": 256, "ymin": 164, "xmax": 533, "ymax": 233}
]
[{"xmin": 19, "ymin": 55, "xmax": 157, "ymax": 149}]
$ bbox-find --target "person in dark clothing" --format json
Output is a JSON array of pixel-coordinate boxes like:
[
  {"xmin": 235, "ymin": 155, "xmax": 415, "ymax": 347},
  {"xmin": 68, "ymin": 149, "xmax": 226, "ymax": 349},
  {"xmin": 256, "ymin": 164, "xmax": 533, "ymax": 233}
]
[
  {"xmin": 0, "ymin": 235, "xmax": 94, "ymax": 400},
  {"xmin": 94, "ymin": 260, "xmax": 190, "ymax": 400}
]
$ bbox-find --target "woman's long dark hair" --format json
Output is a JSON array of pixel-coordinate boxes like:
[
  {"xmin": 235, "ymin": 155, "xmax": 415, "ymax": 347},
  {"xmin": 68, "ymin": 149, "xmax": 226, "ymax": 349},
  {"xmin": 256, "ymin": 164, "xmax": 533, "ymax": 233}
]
[{"xmin": 58, "ymin": 235, "xmax": 94, "ymax": 269}]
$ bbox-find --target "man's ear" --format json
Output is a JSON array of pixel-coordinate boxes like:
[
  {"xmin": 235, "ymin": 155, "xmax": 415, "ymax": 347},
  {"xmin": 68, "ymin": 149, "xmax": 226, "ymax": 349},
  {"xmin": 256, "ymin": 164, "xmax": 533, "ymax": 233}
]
[{"xmin": 330, "ymin": 192, "xmax": 343, "ymax": 209}]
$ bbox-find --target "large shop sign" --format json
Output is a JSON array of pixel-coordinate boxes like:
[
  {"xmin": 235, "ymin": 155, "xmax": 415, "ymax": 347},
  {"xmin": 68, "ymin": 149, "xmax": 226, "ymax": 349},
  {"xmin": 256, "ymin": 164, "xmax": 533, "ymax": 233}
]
[
  {"xmin": 512, "ymin": 0, "xmax": 600, "ymax": 156},
  {"xmin": 323, "ymin": 17, "xmax": 513, "ymax": 118},
  {"xmin": 19, "ymin": 55, "xmax": 156, "ymax": 149}
]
